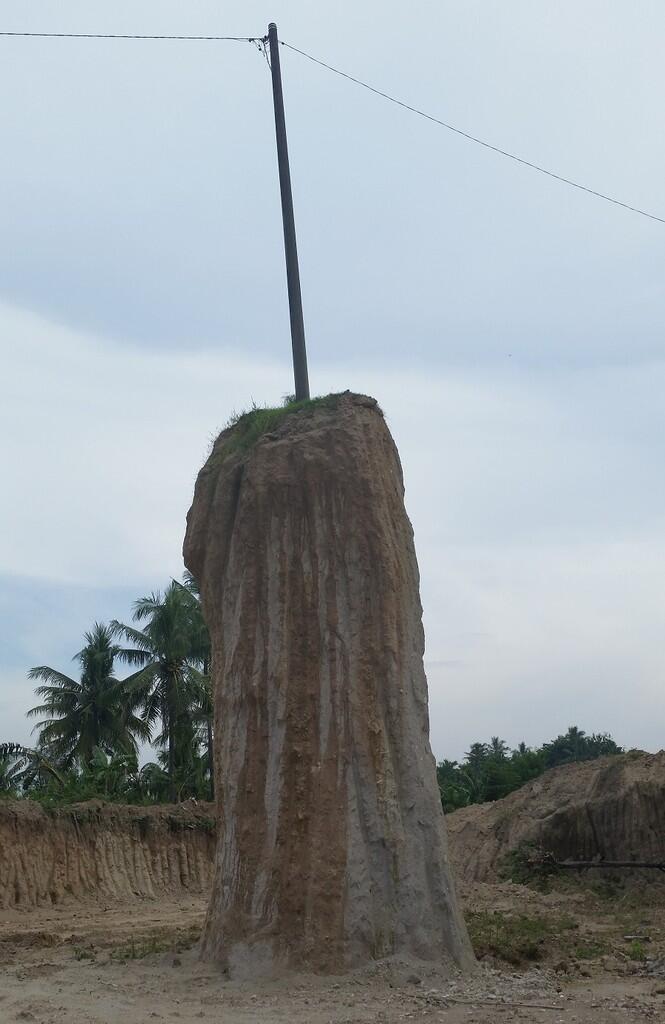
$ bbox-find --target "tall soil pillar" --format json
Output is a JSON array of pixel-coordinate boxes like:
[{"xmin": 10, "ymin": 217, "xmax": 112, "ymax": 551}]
[{"xmin": 183, "ymin": 393, "xmax": 473, "ymax": 975}]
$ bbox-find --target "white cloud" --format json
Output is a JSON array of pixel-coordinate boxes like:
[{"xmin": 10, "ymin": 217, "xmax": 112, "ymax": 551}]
[
  {"xmin": 2, "ymin": 301, "xmax": 664, "ymax": 759},
  {"xmin": 0, "ymin": 302, "xmax": 292, "ymax": 584},
  {"xmin": 425, "ymin": 540, "xmax": 665, "ymax": 759}
]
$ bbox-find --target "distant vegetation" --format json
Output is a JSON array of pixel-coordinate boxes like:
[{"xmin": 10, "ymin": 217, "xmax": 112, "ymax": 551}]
[
  {"xmin": 1, "ymin": 571, "xmax": 624, "ymax": 812},
  {"xmin": 437, "ymin": 727, "xmax": 623, "ymax": 813},
  {"xmin": 0, "ymin": 573, "xmax": 213, "ymax": 806}
]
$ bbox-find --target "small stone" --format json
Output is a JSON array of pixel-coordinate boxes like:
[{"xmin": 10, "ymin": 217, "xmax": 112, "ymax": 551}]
[{"xmin": 407, "ymin": 974, "xmax": 422, "ymax": 985}]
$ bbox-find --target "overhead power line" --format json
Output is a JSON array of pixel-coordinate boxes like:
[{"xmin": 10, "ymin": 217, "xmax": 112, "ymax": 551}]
[
  {"xmin": 280, "ymin": 40, "xmax": 665, "ymax": 226},
  {"xmin": 0, "ymin": 31, "xmax": 257, "ymax": 41},
  {"xmin": 2, "ymin": 28, "xmax": 662, "ymax": 224}
]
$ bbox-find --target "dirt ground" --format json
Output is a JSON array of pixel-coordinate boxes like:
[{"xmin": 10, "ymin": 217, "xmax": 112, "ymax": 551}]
[{"xmin": 1, "ymin": 878, "xmax": 664, "ymax": 1024}]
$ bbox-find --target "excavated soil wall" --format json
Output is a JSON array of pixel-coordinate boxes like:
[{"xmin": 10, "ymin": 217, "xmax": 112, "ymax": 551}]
[
  {"xmin": 446, "ymin": 751, "xmax": 665, "ymax": 882},
  {"xmin": 0, "ymin": 799, "xmax": 215, "ymax": 910},
  {"xmin": 5, "ymin": 753, "xmax": 663, "ymax": 912}
]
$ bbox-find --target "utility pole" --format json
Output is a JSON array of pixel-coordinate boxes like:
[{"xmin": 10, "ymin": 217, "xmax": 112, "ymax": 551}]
[{"xmin": 267, "ymin": 22, "xmax": 310, "ymax": 402}]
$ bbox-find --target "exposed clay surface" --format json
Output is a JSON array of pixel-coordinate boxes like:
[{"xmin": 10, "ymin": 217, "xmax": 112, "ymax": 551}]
[
  {"xmin": 446, "ymin": 751, "xmax": 665, "ymax": 882},
  {"xmin": 0, "ymin": 799, "xmax": 214, "ymax": 909},
  {"xmin": 183, "ymin": 393, "xmax": 472, "ymax": 975}
]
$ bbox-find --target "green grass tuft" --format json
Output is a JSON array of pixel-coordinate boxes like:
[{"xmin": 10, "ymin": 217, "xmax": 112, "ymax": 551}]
[
  {"xmin": 467, "ymin": 911, "xmax": 549, "ymax": 964},
  {"xmin": 627, "ymin": 939, "xmax": 647, "ymax": 962},
  {"xmin": 499, "ymin": 840, "xmax": 560, "ymax": 889},
  {"xmin": 574, "ymin": 939, "xmax": 610, "ymax": 960},
  {"xmin": 467, "ymin": 910, "xmax": 578, "ymax": 966},
  {"xmin": 222, "ymin": 393, "xmax": 345, "ymax": 455}
]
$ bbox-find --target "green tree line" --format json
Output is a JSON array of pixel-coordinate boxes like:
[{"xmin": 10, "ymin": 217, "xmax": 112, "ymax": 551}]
[
  {"xmin": 437, "ymin": 727, "xmax": 623, "ymax": 813},
  {"xmin": 0, "ymin": 574, "xmax": 213, "ymax": 806}
]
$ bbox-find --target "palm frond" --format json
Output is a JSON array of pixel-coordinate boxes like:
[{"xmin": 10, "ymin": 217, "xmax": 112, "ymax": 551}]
[
  {"xmin": 109, "ymin": 620, "xmax": 152, "ymax": 652},
  {"xmin": 28, "ymin": 666, "xmax": 78, "ymax": 687},
  {"xmin": 131, "ymin": 593, "xmax": 164, "ymax": 622},
  {"xmin": 121, "ymin": 662, "xmax": 160, "ymax": 694},
  {"xmin": 0, "ymin": 743, "xmax": 65, "ymax": 787},
  {"xmin": 116, "ymin": 647, "xmax": 152, "ymax": 667},
  {"xmin": 180, "ymin": 570, "xmax": 200, "ymax": 595}
]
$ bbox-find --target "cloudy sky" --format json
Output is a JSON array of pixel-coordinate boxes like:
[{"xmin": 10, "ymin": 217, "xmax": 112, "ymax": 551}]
[{"xmin": 1, "ymin": 1, "xmax": 664, "ymax": 761}]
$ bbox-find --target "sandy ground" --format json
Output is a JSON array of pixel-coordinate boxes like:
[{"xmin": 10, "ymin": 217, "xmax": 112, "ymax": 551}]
[{"xmin": 1, "ymin": 886, "xmax": 664, "ymax": 1024}]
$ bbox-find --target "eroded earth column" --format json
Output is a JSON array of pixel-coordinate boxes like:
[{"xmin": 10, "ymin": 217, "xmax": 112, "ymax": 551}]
[{"xmin": 183, "ymin": 392, "xmax": 473, "ymax": 975}]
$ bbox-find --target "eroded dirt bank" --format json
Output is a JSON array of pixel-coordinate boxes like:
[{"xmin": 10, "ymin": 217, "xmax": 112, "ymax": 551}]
[
  {"xmin": 0, "ymin": 799, "xmax": 215, "ymax": 910},
  {"xmin": 3, "ymin": 750, "xmax": 664, "ymax": 917},
  {"xmin": 3, "ymin": 750, "xmax": 665, "ymax": 914},
  {"xmin": 446, "ymin": 751, "xmax": 665, "ymax": 883}
]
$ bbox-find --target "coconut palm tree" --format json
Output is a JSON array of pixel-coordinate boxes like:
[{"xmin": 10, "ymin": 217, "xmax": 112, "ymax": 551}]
[
  {"xmin": 0, "ymin": 742, "xmax": 65, "ymax": 792},
  {"xmin": 179, "ymin": 572, "xmax": 214, "ymax": 800},
  {"xmin": 489, "ymin": 737, "xmax": 509, "ymax": 760},
  {"xmin": 111, "ymin": 583, "xmax": 208, "ymax": 802},
  {"xmin": 27, "ymin": 623, "xmax": 150, "ymax": 769},
  {"xmin": 0, "ymin": 744, "xmax": 26, "ymax": 794}
]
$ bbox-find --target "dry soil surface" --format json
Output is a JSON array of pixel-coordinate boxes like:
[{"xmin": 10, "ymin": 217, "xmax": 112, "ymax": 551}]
[{"xmin": 2, "ymin": 881, "xmax": 664, "ymax": 1023}]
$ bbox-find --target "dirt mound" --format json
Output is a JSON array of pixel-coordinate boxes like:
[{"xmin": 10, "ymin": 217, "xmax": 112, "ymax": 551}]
[
  {"xmin": 0, "ymin": 799, "xmax": 215, "ymax": 909},
  {"xmin": 446, "ymin": 751, "xmax": 665, "ymax": 882}
]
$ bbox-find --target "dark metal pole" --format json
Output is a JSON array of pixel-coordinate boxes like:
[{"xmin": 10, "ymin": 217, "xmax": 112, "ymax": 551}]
[{"xmin": 267, "ymin": 22, "xmax": 310, "ymax": 402}]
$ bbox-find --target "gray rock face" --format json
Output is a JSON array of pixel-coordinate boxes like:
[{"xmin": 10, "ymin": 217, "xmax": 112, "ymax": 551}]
[{"xmin": 183, "ymin": 393, "xmax": 473, "ymax": 975}]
